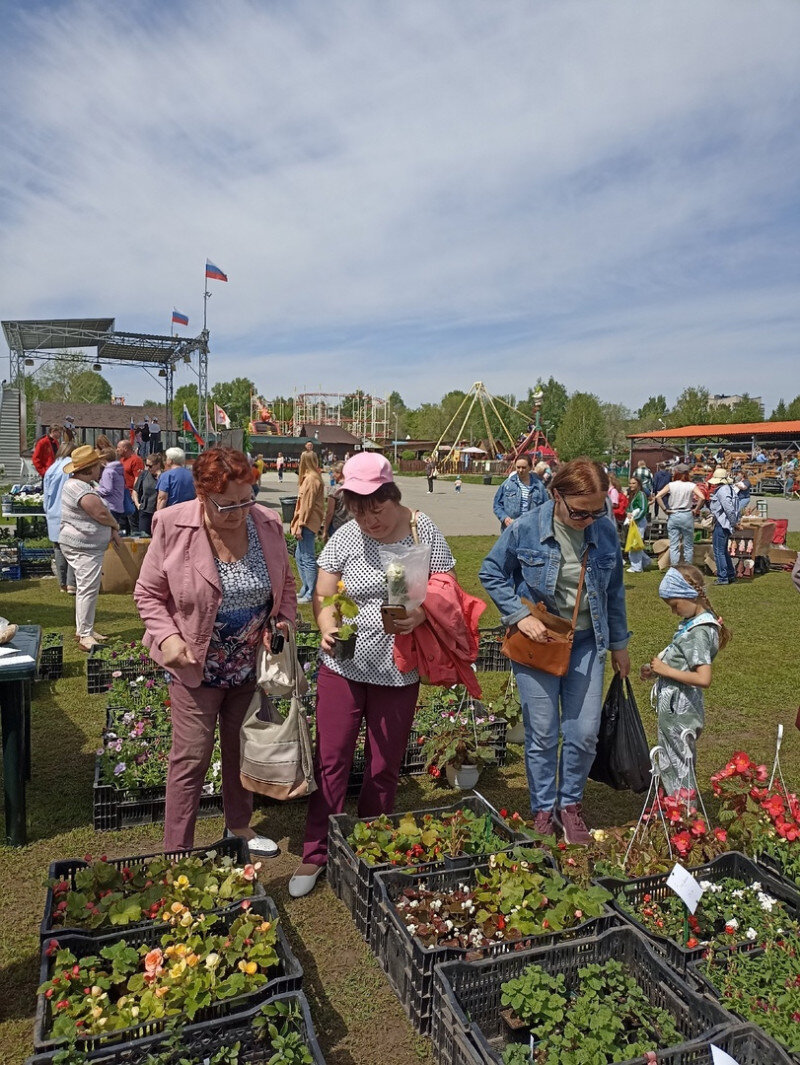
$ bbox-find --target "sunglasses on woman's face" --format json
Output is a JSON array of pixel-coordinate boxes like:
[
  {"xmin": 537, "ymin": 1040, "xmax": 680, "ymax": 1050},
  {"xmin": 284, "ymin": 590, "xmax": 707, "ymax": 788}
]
[
  {"xmin": 559, "ymin": 495, "xmax": 607, "ymax": 521},
  {"xmin": 207, "ymin": 497, "xmax": 256, "ymax": 513}
]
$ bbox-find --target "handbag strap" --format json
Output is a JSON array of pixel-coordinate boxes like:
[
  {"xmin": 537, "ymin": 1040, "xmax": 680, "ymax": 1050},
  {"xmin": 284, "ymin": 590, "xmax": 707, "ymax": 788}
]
[
  {"xmin": 569, "ymin": 551, "xmax": 589, "ymax": 631},
  {"xmin": 410, "ymin": 509, "xmax": 420, "ymax": 545}
]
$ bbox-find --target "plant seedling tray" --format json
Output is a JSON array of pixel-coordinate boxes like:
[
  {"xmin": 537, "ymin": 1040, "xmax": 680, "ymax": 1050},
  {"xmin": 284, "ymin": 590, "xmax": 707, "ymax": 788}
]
[
  {"xmin": 371, "ymin": 852, "xmax": 617, "ymax": 1035},
  {"xmin": 599, "ymin": 850, "xmax": 800, "ymax": 974},
  {"xmin": 92, "ymin": 757, "xmax": 224, "ymax": 832},
  {"xmin": 326, "ymin": 794, "xmax": 529, "ymax": 942},
  {"xmin": 41, "ymin": 836, "xmax": 261, "ymax": 941},
  {"xmin": 34, "ymin": 897, "xmax": 302, "ymax": 1055},
  {"xmin": 432, "ymin": 926, "xmax": 733, "ymax": 1065}
]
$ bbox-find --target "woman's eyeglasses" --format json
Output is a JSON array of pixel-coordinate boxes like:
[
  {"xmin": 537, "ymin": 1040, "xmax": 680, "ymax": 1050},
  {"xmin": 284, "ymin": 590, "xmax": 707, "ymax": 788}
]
[
  {"xmin": 208, "ymin": 497, "xmax": 256, "ymax": 513},
  {"xmin": 560, "ymin": 495, "xmax": 607, "ymax": 521}
]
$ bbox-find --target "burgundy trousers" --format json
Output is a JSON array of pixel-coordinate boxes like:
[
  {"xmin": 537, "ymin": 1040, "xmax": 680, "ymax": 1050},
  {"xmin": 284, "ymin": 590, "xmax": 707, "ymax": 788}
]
[
  {"xmin": 164, "ymin": 679, "xmax": 256, "ymax": 851},
  {"xmin": 302, "ymin": 664, "xmax": 420, "ymax": 866}
]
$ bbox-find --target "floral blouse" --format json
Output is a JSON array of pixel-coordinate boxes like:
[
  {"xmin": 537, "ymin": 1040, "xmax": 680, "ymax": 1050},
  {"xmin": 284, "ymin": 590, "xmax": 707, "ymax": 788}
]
[{"xmin": 203, "ymin": 517, "xmax": 272, "ymax": 688}]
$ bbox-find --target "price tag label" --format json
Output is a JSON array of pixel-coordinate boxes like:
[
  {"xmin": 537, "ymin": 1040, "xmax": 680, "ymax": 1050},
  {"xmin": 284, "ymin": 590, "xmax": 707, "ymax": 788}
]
[
  {"xmin": 710, "ymin": 1045, "xmax": 741, "ymax": 1065},
  {"xmin": 666, "ymin": 862, "xmax": 704, "ymax": 914}
]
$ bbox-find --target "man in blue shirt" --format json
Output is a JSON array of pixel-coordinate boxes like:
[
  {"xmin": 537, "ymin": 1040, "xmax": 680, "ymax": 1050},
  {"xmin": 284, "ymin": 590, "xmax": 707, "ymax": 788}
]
[{"xmin": 156, "ymin": 447, "xmax": 196, "ymax": 509}]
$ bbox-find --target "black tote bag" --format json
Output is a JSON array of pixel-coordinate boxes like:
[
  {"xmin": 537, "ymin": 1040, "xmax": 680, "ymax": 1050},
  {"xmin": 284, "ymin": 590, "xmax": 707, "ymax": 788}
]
[{"xmin": 589, "ymin": 674, "xmax": 651, "ymax": 793}]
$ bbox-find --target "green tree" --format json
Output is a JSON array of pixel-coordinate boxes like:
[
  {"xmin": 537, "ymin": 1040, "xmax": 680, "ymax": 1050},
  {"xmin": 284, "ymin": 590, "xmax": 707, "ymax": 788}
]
[
  {"xmin": 33, "ymin": 351, "xmax": 112, "ymax": 405},
  {"xmin": 530, "ymin": 378, "xmax": 569, "ymax": 441},
  {"xmin": 784, "ymin": 395, "xmax": 800, "ymax": 420},
  {"xmin": 67, "ymin": 371, "xmax": 112, "ymax": 405},
  {"xmin": 635, "ymin": 395, "xmax": 668, "ymax": 422},
  {"xmin": 555, "ymin": 392, "xmax": 608, "ymax": 461},
  {"xmin": 721, "ymin": 394, "xmax": 764, "ymax": 424},
  {"xmin": 601, "ymin": 402, "xmax": 632, "ymax": 460},
  {"xmin": 770, "ymin": 399, "xmax": 788, "ymax": 421},
  {"xmin": 670, "ymin": 386, "xmax": 710, "ymax": 427},
  {"xmin": 172, "ymin": 384, "xmax": 202, "ymax": 431},
  {"xmin": 210, "ymin": 377, "xmax": 256, "ymax": 428}
]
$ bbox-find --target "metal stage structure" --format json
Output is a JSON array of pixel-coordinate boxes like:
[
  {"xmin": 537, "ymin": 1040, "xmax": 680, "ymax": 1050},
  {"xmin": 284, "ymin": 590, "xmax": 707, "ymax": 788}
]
[
  {"xmin": 292, "ymin": 391, "xmax": 389, "ymax": 443},
  {"xmin": 2, "ymin": 318, "xmax": 210, "ymax": 442}
]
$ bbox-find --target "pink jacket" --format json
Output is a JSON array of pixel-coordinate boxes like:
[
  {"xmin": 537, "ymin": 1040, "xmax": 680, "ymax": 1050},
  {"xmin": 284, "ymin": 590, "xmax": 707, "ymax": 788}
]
[
  {"xmin": 134, "ymin": 500, "xmax": 297, "ymax": 688},
  {"xmin": 393, "ymin": 572, "xmax": 487, "ymax": 698}
]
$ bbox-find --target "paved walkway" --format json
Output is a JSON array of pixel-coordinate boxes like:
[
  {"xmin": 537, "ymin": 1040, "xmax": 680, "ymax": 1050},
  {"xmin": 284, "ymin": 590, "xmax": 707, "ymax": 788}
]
[{"xmin": 256, "ymin": 472, "xmax": 800, "ymax": 538}]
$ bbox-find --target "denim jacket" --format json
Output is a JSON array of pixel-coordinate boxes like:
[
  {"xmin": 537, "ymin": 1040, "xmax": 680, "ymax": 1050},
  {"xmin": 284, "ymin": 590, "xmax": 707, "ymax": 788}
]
[
  {"xmin": 492, "ymin": 473, "xmax": 548, "ymax": 524},
  {"xmin": 479, "ymin": 499, "xmax": 631, "ymax": 654}
]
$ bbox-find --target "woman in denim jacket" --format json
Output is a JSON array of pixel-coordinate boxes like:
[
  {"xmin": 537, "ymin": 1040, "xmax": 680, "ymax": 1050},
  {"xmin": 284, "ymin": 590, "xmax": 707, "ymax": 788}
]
[
  {"xmin": 493, "ymin": 455, "xmax": 548, "ymax": 532},
  {"xmin": 480, "ymin": 458, "xmax": 630, "ymax": 844}
]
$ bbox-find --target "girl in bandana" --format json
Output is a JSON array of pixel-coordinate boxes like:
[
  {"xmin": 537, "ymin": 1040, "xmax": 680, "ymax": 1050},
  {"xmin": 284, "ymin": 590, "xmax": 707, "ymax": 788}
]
[{"xmin": 641, "ymin": 565, "xmax": 731, "ymax": 798}]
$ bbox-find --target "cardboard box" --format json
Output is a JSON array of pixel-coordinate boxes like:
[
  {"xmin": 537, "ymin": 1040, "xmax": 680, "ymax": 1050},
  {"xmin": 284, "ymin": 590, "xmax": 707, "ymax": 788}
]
[
  {"xmin": 768, "ymin": 545, "xmax": 798, "ymax": 566},
  {"xmin": 100, "ymin": 538, "xmax": 151, "ymax": 594}
]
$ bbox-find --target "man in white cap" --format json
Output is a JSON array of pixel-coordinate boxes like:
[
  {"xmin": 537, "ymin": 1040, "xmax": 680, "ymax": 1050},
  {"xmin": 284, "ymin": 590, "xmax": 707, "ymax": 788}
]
[{"xmin": 709, "ymin": 476, "xmax": 750, "ymax": 585}]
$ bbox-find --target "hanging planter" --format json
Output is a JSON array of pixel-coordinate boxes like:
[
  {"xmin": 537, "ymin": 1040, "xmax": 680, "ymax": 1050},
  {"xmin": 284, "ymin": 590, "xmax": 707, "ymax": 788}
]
[{"xmin": 446, "ymin": 763, "xmax": 482, "ymax": 790}]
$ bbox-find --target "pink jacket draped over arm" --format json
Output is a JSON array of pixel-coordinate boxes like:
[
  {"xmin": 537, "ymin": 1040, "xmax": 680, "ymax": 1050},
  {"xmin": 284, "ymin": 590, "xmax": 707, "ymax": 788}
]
[{"xmin": 134, "ymin": 499, "xmax": 297, "ymax": 688}]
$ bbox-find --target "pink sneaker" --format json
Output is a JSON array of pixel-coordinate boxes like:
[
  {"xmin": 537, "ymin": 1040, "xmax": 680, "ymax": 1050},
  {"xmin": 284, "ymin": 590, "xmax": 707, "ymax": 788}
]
[
  {"xmin": 558, "ymin": 803, "xmax": 592, "ymax": 846},
  {"xmin": 532, "ymin": 809, "xmax": 556, "ymax": 836}
]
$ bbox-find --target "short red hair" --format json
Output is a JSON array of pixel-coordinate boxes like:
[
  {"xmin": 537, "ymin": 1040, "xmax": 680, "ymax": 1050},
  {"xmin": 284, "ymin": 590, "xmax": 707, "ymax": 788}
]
[
  {"xmin": 192, "ymin": 447, "xmax": 252, "ymax": 495},
  {"xmin": 550, "ymin": 458, "xmax": 609, "ymax": 497}
]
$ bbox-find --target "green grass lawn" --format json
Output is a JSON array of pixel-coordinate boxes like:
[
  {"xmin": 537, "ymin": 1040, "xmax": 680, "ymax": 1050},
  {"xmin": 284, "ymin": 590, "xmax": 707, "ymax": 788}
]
[{"xmin": 1, "ymin": 536, "xmax": 799, "ymax": 1063}]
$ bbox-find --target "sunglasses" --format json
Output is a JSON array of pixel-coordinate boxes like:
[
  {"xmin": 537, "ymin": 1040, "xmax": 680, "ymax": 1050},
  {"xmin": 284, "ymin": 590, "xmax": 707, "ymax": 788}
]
[
  {"xmin": 208, "ymin": 497, "xmax": 256, "ymax": 513},
  {"xmin": 559, "ymin": 494, "xmax": 607, "ymax": 521}
]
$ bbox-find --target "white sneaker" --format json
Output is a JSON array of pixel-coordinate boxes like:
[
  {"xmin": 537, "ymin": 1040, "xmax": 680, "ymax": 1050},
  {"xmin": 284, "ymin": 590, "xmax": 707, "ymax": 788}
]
[
  {"xmin": 288, "ymin": 864, "xmax": 324, "ymax": 898},
  {"xmin": 225, "ymin": 828, "xmax": 279, "ymax": 857}
]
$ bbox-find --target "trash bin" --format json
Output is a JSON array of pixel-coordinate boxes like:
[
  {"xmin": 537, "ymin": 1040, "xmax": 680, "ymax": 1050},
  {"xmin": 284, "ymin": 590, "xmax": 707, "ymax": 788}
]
[
  {"xmin": 280, "ymin": 497, "xmax": 298, "ymax": 523},
  {"xmin": 482, "ymin": 475, "xmax": 493, "ymax": 485}
]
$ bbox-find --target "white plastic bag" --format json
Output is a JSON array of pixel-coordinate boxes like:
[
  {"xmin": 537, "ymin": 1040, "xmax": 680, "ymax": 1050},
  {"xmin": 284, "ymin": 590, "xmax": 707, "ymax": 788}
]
[{"xmin": 378, "ymin": 543, "xmax": 431, "ymax": 610}]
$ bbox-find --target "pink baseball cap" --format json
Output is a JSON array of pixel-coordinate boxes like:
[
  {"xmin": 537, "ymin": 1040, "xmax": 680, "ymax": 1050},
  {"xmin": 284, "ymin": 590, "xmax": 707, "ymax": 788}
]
[{"xmin": 341, "ymin": 452, "xmax": 394, "ymax": 494}]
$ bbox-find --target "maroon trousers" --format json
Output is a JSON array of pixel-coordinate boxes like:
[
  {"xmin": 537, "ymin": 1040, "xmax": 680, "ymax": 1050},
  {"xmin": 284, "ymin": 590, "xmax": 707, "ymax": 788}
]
[
  {"xmin": 164, "ymin": 679, "xmax": 255, "ymax": 851},
  {"xmin": 302, "ymin": 664, "xmax": 419, "ymax": 866}
]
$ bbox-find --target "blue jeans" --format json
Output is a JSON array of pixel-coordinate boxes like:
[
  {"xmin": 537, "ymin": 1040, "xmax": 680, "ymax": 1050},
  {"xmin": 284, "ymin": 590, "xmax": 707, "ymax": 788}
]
[
  {"xmin": 667, "ymin": 511, "xmax": 695, "ymax": 565},
  {"xmin": 295, "ymin": 526, "xmax": 318, "ymax": 599},
  {"xmin": 712, "ymin": 523, "xmax": 736, "ymax": 583},
  {"xmin": 627, "ymin": 517, "xmax": 650, "ymax": 572},
  {"xmin": 52, "ymin": 542, "xmax": 75, "ymax": 590},
  {"xmin": 513, "ymin": 629, "xmax": 606, "ymax": 811}
]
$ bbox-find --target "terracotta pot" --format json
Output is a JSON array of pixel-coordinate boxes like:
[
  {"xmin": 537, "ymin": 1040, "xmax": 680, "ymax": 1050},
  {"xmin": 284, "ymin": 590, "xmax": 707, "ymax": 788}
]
[
  {"xmin": 445, "ymin": 763, "xmax": 481, "ymax": 790},
  {"xmin": 506, "ymin": 721, "xmax": 525, "ymax": 745}
]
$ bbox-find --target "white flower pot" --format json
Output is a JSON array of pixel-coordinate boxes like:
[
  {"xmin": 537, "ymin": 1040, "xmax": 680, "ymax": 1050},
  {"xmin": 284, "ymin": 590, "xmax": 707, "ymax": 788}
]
[
  {"xmin": 445, "ymin": 763, "xmax": 481, "ymax": 790},
  {"xmin": 506, "ymin": 721, "xmax": 525, "ymax": 745}
]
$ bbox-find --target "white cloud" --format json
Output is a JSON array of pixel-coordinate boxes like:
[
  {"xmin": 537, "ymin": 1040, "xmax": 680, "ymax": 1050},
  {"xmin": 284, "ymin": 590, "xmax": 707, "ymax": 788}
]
[{"xmin": 1, "ymin": 0, "xmax": 799, "ymax": 413}]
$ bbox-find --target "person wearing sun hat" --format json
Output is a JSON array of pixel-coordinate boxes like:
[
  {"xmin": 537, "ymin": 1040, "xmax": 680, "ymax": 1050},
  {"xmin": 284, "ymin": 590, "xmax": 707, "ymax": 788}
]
[
  {"xmin": 288, "ymin": 451, "xmax": 456, "ymax": 897},
  {"xmin": 58, "ymin": 445, "xmax": 123, "ymax": 651}
]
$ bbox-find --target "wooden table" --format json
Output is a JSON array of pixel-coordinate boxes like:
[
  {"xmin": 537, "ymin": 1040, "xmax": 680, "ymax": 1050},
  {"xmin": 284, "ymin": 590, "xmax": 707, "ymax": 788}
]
[{"xmin": 0, "ymin": 624, "xmax": 41, "ymax": 845}]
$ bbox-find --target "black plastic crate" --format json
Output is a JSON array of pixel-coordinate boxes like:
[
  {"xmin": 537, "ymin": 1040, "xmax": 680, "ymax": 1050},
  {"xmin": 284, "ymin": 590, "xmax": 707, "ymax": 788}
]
[
  {"xmin": 753, "ymin": 850, "xmax": 800, "ymax": 899},
  {"xmin": 599, "ymin": 850, "xmax": 800, "ymax": 974},
  {"xmin": 25, "ymin": 991, "xmax": 327, "ymax": 1065},
  {"xmin": 404, "ymin": 717, "xmax": 508, "ymax": 775},
  {"xmin": 690, "ymin": 947, "xmax": 800, "ymax": 1060},
  {"xmin": 326, "ymin": 795, "xmax": 529, "ymax": 941},
  {"xmin": 87, "ymin": 647, "xmax": 166, "ymax": 694},
  {"xmin": 39, "ymin": 640, "xmax": 64, "ymax": 680},
  {"xmin": 432, "ymin": 926, "xmax": 733, "ymax": 1065},
  {"xmin": 22, "ymin": 560, "xmax": 54, "ymax": 577},
  {"xmin": 34, "ymin": 897, "xmax": 303, "ymax": 1055},
  {"xmin": 41, "ymin": 836, "xmax": 262, "ymax": 941},
  {"xmin": 370, "ymin": 852, "xmax": 617, "ymax": 1034},
  {"xmin": 19, "ymin": 545, "xmax": 55, "ymax": 561},
  {"xmin": 475, "ymin": 627, "xmax": 511, "ymax": 672},
  {"xmin": 92, "ymin": 757, "xmax": 224, "ymax": 831}
]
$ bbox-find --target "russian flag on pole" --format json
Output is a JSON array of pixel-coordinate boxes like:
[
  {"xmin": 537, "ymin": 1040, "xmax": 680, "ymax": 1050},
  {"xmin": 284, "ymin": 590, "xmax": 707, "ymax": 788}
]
[
  {"xmin": 205, "ymin": 259, "xmax": 228, "ymax": 282},
  {"xmin": 182, "ymin": 404, "xmax": 205, "ymax": 447},
  {"xmin": 172, "ymin": 309, "xmax": 189, "ymax": 326},
  {"xmin": 214, "ymin": 403, "xmax": 231, "ymax": 429}
]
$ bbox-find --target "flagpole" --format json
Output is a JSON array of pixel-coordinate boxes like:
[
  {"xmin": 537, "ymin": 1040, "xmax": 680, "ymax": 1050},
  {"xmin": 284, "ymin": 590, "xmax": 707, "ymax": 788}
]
[{"xmin": 203, "ymin": 262, "xmax": 211, "ymax": 331}]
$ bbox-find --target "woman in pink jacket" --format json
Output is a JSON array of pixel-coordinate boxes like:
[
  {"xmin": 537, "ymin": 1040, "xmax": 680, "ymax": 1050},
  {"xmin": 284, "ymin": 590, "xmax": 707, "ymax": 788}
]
[{"xmin": 135, "ymin": 447, "xmax": 297, "ymax": 854}]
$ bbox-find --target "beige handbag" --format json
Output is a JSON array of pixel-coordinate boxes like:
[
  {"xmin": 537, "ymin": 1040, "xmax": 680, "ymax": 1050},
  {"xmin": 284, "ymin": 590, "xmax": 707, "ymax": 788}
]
[{"xmin": 240, "ymin": 630, "xmax": 316, "ymax": 800}]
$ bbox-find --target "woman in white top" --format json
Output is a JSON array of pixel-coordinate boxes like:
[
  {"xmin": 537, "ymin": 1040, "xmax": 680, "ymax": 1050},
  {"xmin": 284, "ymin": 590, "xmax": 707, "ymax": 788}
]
[
  {"xmin": 654, "ymin": 464, "xmax": 705, "ymax": 566},
  {"xmin": 59, "ymin": 445, "xmax": 122, "ymax": 650}
]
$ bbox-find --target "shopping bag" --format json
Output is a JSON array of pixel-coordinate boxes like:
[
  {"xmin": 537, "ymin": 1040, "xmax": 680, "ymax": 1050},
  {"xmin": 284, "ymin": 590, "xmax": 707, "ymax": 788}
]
[
  {"xmin": 589, "ymin": 675, "xmax": 651, "ymax": 792},
  {"xmin": 256, "ymin": 629, "xmax": 308, "ymax": 697},
  {"xmin": 624, "ymin": 521, "xmax": 644, "ymax": 554}
]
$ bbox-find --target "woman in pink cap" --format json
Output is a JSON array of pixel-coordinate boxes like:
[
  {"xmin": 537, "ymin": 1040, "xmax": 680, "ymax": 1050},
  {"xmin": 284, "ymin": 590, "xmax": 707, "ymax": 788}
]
[{"xmin": 289, "ymin": 452, "xmax": 456, "ymax": 897}]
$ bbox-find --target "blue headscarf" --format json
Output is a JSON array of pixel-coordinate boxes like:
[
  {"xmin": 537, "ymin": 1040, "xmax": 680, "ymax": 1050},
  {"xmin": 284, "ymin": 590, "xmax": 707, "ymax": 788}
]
[{"xmin": 658, "ymin": 567, "xmax": 699, "ymax": 600}]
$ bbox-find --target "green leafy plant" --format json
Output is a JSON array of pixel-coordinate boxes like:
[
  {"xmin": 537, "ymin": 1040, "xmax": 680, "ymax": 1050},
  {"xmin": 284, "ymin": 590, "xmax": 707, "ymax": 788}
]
[
  {"xmin": 38, "ymin": 909, "xmax": 280, "ymax": 1041},
  {"xmin": 321, "ymin": 580, "xmax": 358, "ymax": 640},
  {"xmin": 500, "ymin": 958, "xmax": 682, "ymax": 1064},
  {"xmin": 347, "ymin": 808, "xmax": 508, "ymax": 867},
  {"xmin": 42, "ymin": 631, "xmax": 64, "ymax": 649},
  {"xmin": 422, "ymin": 710, "xmax": 496, "ymax": 774},
  {"xmin": 47, "ymin": 850, "xmax": 260, "ymax": 931},
  {"xmin": 394, "ymin": 847, "xmax": 610, "ymax": 950}
]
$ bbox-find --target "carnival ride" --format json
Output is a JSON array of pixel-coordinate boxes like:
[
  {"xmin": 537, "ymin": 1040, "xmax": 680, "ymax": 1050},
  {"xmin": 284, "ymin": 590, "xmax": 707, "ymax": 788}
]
[{"xmin": 432, "ymin": 382, "xmax": 556, "ymax": 469}]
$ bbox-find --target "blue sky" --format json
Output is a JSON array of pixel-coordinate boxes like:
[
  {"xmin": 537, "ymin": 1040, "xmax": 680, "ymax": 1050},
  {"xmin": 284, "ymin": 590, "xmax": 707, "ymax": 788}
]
[{"xmin": 1, "ymin": 0, "xmax": 799, "ymax": 414}]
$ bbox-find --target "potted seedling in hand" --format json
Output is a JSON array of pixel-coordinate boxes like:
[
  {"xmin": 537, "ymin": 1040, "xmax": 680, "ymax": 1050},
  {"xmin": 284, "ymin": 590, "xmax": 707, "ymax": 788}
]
[{"xmin": 322, "ymin": 581, "xmax": 358, "ymax": 660}]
